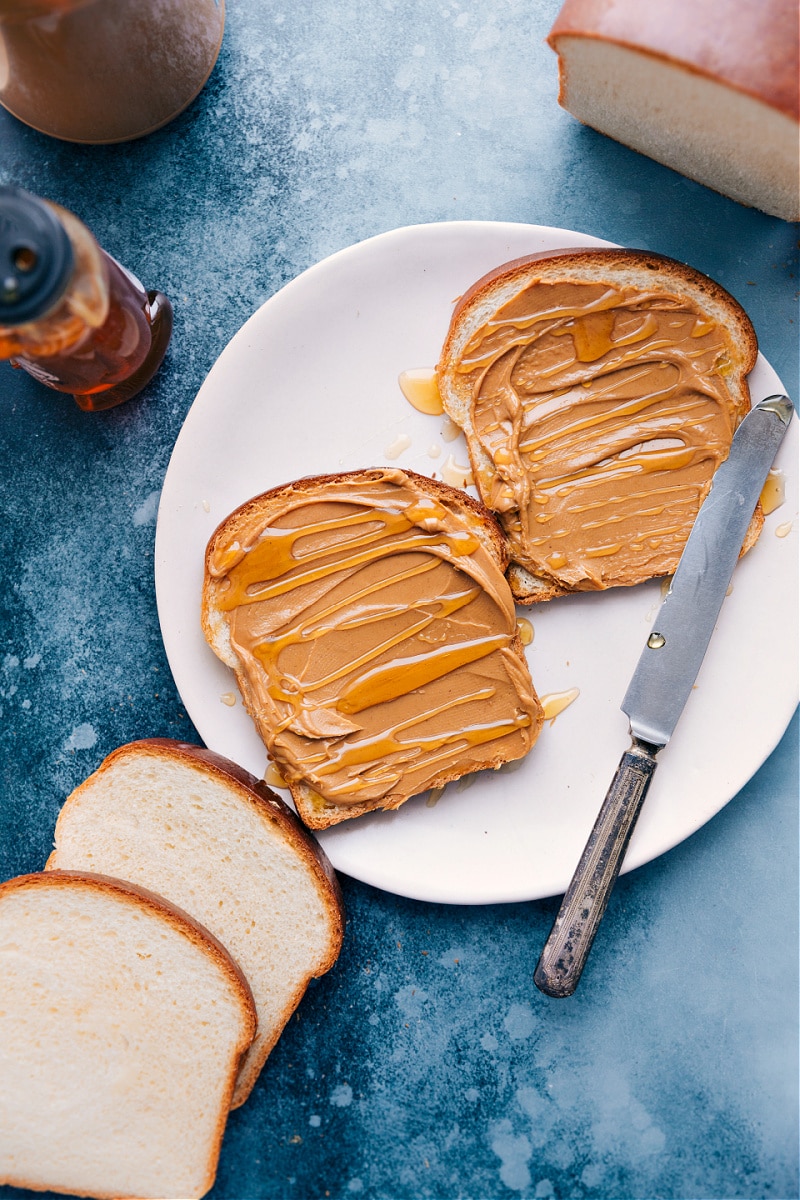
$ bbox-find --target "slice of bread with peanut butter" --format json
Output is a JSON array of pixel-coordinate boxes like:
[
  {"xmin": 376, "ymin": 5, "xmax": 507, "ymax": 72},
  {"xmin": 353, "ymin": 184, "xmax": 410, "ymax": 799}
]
[
  {"xmin": 202, "ymin": 468, "xmax": 543, "ymax": 829},
  {"xmin": 436, "ymin": 248, "xmax": 761, "ymax": 603}
]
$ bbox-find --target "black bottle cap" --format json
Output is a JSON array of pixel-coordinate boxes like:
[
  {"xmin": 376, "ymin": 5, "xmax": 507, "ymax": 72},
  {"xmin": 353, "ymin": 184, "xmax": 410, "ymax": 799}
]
[{"xmin": 0, "ymin": 184, "xmax": 74, "ymax": 324}]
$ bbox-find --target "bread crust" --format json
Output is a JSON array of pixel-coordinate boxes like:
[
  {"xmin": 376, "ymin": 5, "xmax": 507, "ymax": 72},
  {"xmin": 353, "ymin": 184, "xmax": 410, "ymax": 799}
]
[
  {"xmin": 0, "ymin": 870, "xmax": 257, "ymax": 1200},
  {"xmin": 547, "ymin": 0, "xmax": 799, "ymax": 121},
  {"xmin": 203, "ymin": 468, "xmax": 540, "ymax": 829},
  {"xmin": 204, "ymin": 467, "xmax": 511, "ymax": 582},
  {"xmin": 442, "ymin": 248, "xmax": 758, "ymax": 372},
  {"xmin": 47, "ymin": 738, "xmax": 346, "ymax": 1107},
  {"xmin": 437, "ymin": 248, "xmax": 761, "ymax": 602}
]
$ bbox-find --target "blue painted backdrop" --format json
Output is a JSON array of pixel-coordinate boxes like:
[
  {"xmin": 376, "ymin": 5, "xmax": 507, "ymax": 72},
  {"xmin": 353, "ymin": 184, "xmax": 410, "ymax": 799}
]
[{"xmin": 1, "ymin": 2, "xmax": 797, "ymax": 1197}]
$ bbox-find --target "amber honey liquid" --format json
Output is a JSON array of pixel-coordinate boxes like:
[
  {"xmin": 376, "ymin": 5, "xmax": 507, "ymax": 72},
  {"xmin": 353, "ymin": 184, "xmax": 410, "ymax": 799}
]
[{"xmin": 10, "ymin": 251, "xmax": 173, "ymax": 411}]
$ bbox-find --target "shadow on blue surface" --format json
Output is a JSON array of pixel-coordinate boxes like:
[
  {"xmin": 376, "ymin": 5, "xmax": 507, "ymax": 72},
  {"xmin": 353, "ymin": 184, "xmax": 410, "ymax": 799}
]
[{"xmin": 1, "ymin": 0, "xmax": 797, "ymax": 1196}]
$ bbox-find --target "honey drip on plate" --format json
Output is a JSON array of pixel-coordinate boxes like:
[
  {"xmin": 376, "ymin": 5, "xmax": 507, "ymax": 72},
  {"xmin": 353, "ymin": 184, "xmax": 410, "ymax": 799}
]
[
  {"xmin": 516, "ymin": 617, "xmax": 534, "ymax": 646},
  {"xmin": 264, "ymin": 762, "xmax": 287, "ymax": 788},
  {"xmin": 541, "ymin": 687, "xmax": 580, "ymax": 723},
  {"xmin": 398, "ymin": 368, "xmax": 444, "ymax": 415},
  {"xmin": 440, "ymin": 454, "xmax": 473, "ymax": 488},
  {"xmin": 385, "ymin": 433, "xmax": 411, "ymax": 460},
  {"xmin": 425, "ymin": 786, "xmax": 446, "ymax": 808},
  {"xmin": 760, "ymin": 469, "xmax": 786, "ymax": 516}
]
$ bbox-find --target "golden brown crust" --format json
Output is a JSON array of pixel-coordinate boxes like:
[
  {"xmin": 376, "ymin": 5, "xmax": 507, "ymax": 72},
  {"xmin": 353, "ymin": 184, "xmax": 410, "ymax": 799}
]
[
  {"xmin": 505, "ymin": 563, "xmax": 570, "ymax": 605},
  {"xmin": 0, "ymin": 1176, "xmax": 125, "ymax": 1200},
  {"xmin": 441, "ymin": 248, "xmax": 758, "ymax": 379},
  {"xmin": 0, "ymin": 1176, "xmax": 114, "ymax": 1200},
  {"xmin": 547, "ymin": 0, "xmax": 799, "ymax": 120},
  {"xmin": 0, "ymin": 1179, "xmax": 212, "ymax": 1200}
]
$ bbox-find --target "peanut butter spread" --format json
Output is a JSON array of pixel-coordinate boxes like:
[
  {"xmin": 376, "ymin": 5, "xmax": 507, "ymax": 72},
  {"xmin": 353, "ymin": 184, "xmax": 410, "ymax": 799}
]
[
  {"xmin": 456, "ymin": 279, "xmax": 745, "ymax": 590},
  {"xmin": 206, "ymin": 471, "xmax": 541, "ymax": 810}
]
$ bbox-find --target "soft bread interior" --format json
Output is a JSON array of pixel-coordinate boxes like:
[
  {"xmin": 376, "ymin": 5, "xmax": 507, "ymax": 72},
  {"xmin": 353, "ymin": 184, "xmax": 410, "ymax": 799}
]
[
  {"xmin": 552, "ymin": 35, "xmax": 799, "ymax": 221},
  {"xmin": 47, "ymin": 741, "xmax": 344, "ymax": 1108},
  {"xmin": 0, "ymin": 872, "xmax": 255, "ymax": 1200}
]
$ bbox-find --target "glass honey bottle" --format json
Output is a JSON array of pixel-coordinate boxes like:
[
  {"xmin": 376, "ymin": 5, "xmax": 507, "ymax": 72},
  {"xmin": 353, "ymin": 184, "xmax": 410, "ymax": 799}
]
[{"xmin": 0, "ymin": 184, "xmax": 172, "ymax": 411}]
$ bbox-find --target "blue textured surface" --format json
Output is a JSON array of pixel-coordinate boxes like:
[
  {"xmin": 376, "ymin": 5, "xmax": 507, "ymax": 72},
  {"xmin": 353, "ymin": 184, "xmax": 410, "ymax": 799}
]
[{"xmin": 0, "ymin": 2, "xmax": 798, "ymax": 1198}]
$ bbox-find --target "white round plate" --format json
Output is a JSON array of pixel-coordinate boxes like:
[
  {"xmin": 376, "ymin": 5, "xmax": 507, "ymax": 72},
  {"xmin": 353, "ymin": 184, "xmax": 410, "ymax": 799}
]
[{"xmin": 155, "ymin": 221, "xmax": 799, "ymax": 905}]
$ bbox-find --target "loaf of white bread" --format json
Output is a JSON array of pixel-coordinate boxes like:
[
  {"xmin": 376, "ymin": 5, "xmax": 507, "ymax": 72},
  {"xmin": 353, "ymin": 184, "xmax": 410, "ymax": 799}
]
[
  {"xmin": 547, "ymin": 0, "xmax": 800, "ymax": 221},
  {"xmin": 1, "ymin": 739, "xmax": 345, "ymax": 1200},
  {"xmin": 0, "ymin": 871, "xmax": 257, "ymax": 1200}
]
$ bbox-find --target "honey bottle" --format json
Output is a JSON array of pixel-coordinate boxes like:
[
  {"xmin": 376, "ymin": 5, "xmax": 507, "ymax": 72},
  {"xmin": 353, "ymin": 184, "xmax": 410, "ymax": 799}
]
[{"xmin": 0, "ymin": 185, "xmax": 172, "ymax": 411}]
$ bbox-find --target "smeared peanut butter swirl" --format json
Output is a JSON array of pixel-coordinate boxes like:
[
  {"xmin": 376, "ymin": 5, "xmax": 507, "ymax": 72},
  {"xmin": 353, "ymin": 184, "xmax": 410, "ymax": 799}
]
[
  {"xmin": 456, "ymin": 279, "xmax": 748, "ymax": 590},
  {"xmin": 206, "ymin": 470, "xmax": 541, "ymax": 810}
]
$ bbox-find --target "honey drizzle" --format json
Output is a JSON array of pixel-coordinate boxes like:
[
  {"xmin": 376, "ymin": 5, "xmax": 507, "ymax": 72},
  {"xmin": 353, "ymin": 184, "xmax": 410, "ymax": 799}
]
[
  {"xmin": 215, "ymin": 478, "xmax": 540, "ymax": 802},
  {"xmin": 257, "ymin": 582, "xmax": 480, "ymax": 713},
  {"xmin": 517, "ymin": 617, "xmax": 534, "ymax": 645},
  {"xmin": 264, "ymin": 762, "xmax": 287, "ymax": 789},
  {"xmin": 458, "ymin": 279, "xmax": 740, "ymax": 588},
  {"xmin": 214, "ymin": 505, "xmax": 480, "ymax": 609}
]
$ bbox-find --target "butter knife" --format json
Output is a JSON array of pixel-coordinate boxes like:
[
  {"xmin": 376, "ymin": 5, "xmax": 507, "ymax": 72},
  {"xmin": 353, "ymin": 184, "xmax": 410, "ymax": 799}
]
[{"xmin": 534, "ymin": 394, "xmax": 795, "ymax": 998}]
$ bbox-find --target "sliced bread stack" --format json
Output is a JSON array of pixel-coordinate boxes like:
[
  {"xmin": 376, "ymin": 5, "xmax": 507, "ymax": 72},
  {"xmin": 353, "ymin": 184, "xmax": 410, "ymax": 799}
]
[
  {"xmin": 0, "ymin": 738, "xmax": 345, "ymax": 1200},
  {"xmin": 47, "ymin": 738, "xmax": 346, "ymax": 1107}
]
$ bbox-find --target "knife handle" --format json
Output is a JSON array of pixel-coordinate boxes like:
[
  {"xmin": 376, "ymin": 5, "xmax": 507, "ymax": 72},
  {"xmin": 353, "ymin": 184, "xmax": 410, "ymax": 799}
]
[{"xmin": 534, "ymin": 739, "xmax": 659, "ymax": 998}]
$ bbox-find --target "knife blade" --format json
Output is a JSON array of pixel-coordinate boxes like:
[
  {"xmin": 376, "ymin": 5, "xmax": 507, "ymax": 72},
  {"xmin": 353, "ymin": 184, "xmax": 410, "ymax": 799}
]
[{"xmin": 534, "ymin": 394, "xmax": 794, "ymax": 999}]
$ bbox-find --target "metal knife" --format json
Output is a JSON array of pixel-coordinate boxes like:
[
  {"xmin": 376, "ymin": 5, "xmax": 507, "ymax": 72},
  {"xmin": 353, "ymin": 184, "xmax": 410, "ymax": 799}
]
[{"xmin": 534, "ymin": 394, "xmax": 795, "ymax": 999}]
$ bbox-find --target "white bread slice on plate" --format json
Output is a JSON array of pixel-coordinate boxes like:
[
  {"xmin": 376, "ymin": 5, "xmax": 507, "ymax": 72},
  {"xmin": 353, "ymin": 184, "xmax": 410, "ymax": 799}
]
[
  {"xmin": 436, "ymin": 247, "xmax": 761, "ymax": 604},
  {"xmin": 202, "ymin": 468, "xmax": 543, "ymax": 829},
  {"xmin": 46, "ymin": 738, "xmax": 345, "ymax": 1109},
  {"xmin": 0, "ymin": 870, "xmax": 256, "ymax": 1200},
  {"xmin": 547, "ymin": 0, "xmax": 799, "ymax": 221}
]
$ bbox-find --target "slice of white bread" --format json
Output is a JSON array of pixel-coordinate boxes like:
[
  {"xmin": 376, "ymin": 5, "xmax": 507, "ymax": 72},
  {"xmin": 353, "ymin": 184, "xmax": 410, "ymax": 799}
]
[
  {"xmin": 46, "ymin": 738, "xmax": 345, "ymax": 1109},
  {"xmin": 437, "ymin": 248, "xmax": 761, "ymax": 603},
  {"xmin": 547, "ymin": 0, "xmax": 800, "ymax": 222},
  {"xmin": 202, "ymin": 468, "xmax": 543, "ymax": 829},
  {"xmin": 0, "ymin": 870, "xmax": 256, "ymax": 1200}
]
